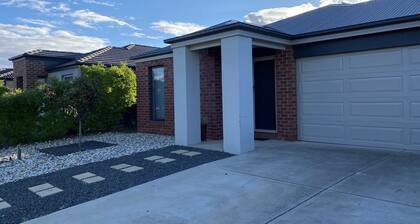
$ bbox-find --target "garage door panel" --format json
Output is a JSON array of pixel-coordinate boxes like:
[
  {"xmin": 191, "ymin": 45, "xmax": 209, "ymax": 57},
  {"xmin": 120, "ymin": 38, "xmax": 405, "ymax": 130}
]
[
  {"xmin": 350, "ymin": 102, "xmax": 403, "ymax": 118},
  {"xmin": 302, "ymin": 124, "xmax": 345, "ymax": 140},
  {"xmin": 411, "ymin": 129, "xmax": 420, "ymax": 146},
  {"xmin": 303, "ymin": 102, "xmax": 344, "ymax": 116},
  {"xmin": 301, "ymin": 57, "xmax": 342, "ymax": 73},
  {"xmin": 409, "ymin": 75, "xmax": 420, "ymax": 91},
  {"xmin": 411, "ymin": 102, "xmax": 420, "ymax": 118},
  {"xmin": 302, "ymin": 80, "xmax": 344, "ymax": 94},
  {"xmin": 407, "ymin": 47, "xmax": 420, "ymax": 64},
  {"xmin": 350, "ymin": 127, "xmax": 404, "ymax": 144},
  {"xmin": 298, "ymin": 46, "xmax": 420, "ymax": 150},
  {"xmin": 349, "ymin": 76, "xmax": 403, "ymax": 92},
  {"xmin": 348, "ymin": 49, "xmax": 403, "ymax": 69}
]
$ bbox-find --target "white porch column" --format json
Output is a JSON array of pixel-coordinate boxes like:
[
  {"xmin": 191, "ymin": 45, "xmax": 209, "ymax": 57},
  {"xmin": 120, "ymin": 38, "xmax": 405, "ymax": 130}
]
[
  {"xmin": 173, "ymin": 46, "xmax": 201, "ymax": 146},
  {"xmin": 221, "ymin": 36, "xmax": 255, "ymax": 154}
]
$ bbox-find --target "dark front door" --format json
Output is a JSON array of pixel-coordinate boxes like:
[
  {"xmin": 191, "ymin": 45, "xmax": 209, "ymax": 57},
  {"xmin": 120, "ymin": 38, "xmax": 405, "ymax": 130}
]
[{"xmin": 254, "ymin": 60, "xmax": 276, "ymax": 131}]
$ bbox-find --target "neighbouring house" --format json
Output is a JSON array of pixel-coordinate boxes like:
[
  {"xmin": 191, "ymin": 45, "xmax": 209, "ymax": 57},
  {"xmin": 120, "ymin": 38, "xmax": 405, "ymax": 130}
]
[
  {"xmin": 9, "ymin": 44, "xmax": 157, "ymax": 90},
  {"xmin": 132, "ymin": 0, "xmax": 420, "ymax": 154},
  {"xmin": 0, "ymin": 68, "xmax": 14, "ymax": 89}
]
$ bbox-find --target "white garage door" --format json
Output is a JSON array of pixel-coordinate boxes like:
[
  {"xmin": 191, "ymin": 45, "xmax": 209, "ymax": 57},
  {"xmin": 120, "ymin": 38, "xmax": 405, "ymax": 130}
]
[{"xmin": 297, "ymin": 46, "xmax": 420, "ymax": 150}]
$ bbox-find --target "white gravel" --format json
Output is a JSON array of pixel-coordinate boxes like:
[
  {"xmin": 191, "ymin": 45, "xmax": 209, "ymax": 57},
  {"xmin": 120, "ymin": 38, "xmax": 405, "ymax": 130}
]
[{"xmin": 0, "ymin": 132, "xmax": 174, "ymax": 185}]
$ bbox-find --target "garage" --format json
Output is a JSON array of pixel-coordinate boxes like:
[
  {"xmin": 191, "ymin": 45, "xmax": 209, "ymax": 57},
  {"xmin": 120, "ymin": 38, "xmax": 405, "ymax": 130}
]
[{"xmin": 297, "ymin": 46, "xmax": 420, "ymax": 150}]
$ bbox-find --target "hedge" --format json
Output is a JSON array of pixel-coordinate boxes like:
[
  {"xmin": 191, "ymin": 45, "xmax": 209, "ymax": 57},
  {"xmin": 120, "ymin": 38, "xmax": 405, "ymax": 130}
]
[{"xmin": 0, "ymin": 63, "xmax": 137, "ymax": 148}]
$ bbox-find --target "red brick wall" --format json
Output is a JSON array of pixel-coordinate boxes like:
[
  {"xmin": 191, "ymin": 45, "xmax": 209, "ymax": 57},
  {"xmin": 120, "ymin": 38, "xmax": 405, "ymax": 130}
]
[
  {"xmin": 275, "ymin": 46, "xmax": 298, "ymax": 141},
  {"xmin": 12, "ymin": 58, "xmax": 47, "ymax": 90},
  {"xmin": 136, "ymin": 58, "xmax": 174, "ymax": 136},
  {"xmin": 136, "ymin": 46, "xmax": 298, "ymax": 141},
  {"xmin": 200, "ymin": 48, "xmax": 223, "ymax": 140}
]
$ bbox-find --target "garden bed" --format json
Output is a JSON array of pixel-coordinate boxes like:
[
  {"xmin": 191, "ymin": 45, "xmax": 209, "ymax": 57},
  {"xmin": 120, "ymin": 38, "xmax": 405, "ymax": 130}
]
[{"xmin": 0, "ymin": 132, "xmax": 174, "ymax": 185}]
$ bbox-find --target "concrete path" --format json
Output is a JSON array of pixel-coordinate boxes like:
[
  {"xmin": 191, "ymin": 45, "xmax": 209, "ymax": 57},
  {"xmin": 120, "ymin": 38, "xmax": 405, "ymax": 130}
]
[{"xmin": 26, "ymin": 141, "xmax": 420, "ymax": 224}]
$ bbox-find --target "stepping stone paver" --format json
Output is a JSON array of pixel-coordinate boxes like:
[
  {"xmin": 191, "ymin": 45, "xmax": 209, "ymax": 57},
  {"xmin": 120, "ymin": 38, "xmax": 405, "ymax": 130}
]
[
  {"xmin": 182, "ymin": 151, "xmax": 202, "ymax": 157},
  {"xmin": 144, "ymin": 155, "xmax": 164, "ymax": 161},
  {"xmin": 0, "ymin": 201, "xmax": 11, "ymax": 210},
  {"xmin": 155, "ymin": 158, "xmax": 176, "ymax": 164},
  {"xmin": 72, "ymin": 172, "xmax": 96, "ymax": 180},
  {"xmin": 28, "ymin": 183, "xmax": 63, "ymax": 198},
  {"xmin": 121, "ymin": 166, "xmax": 144, "ymax": 173},
  {"xmin": 73, "ymin": 172, "xmax": 105, "ymax": 184},
  {"xmin": 111, "ymin": 163, "xmax": 132, "ymax": 170},
  {"xmin": 35, "ymin": 187, "xmax": 63, "ymax": 198},
  {"xmin": 171, "ymin": 149, "xmax": 189, "ymax": 154},
  {"xmin": 0, "ymin": 198, "xmax": 11, "ymax": 210},
  {"xmin": 81, "ymin": 176, "xmax": 105, "ymax": 184},
  {"xmin": 28, "ymin": 183, "xmax": 54, "ymax": 193}
]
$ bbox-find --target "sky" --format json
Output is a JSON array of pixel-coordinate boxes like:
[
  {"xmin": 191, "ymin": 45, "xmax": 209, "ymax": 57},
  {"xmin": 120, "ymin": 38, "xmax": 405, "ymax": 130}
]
[{"xmin": 0, "ymin": 0, "xmax": 369, "ymax": 67}]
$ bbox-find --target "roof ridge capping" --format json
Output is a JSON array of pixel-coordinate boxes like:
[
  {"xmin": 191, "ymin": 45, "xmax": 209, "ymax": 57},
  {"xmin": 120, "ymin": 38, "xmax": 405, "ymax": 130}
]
[{"xmin": 78, "ymin": 46, "xmax": 113, "ymax": 63}]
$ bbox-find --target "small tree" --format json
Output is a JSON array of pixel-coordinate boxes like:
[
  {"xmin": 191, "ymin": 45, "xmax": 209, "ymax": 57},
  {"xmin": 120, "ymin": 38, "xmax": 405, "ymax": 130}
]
[{"xmin": 66, "ymin": 74, "xmax": 102, "ymax": 148}]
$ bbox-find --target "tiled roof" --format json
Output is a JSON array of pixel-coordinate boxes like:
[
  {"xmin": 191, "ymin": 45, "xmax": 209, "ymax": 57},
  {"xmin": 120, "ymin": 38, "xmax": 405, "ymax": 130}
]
[
  {"xmin": 267, "ymin": 0, "xmax": 420, "ymax": 36},
  {"xmin": 9, "ymin": 50, "xmax": 84, "ymax": 61},
  {"xmin": 0, "ymin": 69, "xmax": 13, "ymax": 80},
  {"xmin": 53, "ymin": 44, "xmax": 157, "ymax": 69},
  {"xmin": 131, "ymin": 46, "xmax": 173, "ymax": 60}
]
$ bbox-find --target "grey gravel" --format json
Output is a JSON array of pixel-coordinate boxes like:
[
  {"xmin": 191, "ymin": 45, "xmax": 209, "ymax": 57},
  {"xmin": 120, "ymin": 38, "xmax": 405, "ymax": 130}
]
[{"xmin": 0, "ymin": 132, "xmax": 174, "ymax": 185}]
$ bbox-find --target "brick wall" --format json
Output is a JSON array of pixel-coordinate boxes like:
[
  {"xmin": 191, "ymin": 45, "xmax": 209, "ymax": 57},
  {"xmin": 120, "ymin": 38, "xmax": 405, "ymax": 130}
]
[
  {"xmin": 275, "ymin": 46, "xmax": 298, "ymax": 141},
  {"xmin": 136, "ymin": 46, "xmax": 298, "ymax": 141},
  {"xmin": 200, "ymin": 48, "xmax": 223, "ymax": 140},
  {"xmin": 136, "ymin": 57, "xmax": 174, "ymax": 136},
  {"xmin": 12, "ymin": 58, "xmax": 48, "ymax": 90}
]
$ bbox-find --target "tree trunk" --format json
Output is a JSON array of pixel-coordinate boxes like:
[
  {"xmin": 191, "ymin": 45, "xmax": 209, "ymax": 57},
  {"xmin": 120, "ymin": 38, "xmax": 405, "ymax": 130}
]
[
  {"xmin": 78, "ymin": 118, "xmax": 82, "ymax": 149},
  {"xmin": 17, "ymin": 147, "xmax": 22, "ymax": 160}
]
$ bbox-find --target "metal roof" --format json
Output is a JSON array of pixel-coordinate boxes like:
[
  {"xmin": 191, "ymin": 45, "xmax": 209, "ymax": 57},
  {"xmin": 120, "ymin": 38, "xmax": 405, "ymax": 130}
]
[{"xmin": 266, "ymin": 0, "xmax": 420, "ymax": 37}]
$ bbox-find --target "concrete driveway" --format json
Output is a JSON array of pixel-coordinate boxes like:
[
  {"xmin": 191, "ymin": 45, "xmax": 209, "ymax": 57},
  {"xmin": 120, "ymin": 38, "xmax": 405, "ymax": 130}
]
[{"xmin": 27, "ymin": 141, "xmax": 420, "ymax": 224}]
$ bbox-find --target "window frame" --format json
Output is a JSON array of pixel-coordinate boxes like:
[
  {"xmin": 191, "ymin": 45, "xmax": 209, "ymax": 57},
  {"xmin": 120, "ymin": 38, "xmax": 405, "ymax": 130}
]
[
  {"xmin": 150, "ymin": 66, "xmax": 165, "ymax": 121},
  {"xmin": 61, "ymin": 74, "xmax": 74, "ymax": 81}
]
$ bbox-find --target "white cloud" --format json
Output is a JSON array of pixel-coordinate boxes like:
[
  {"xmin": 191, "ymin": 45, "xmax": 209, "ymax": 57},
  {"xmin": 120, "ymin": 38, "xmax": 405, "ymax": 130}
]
[
  {"xmin": 17, "ymin": 17, "xmax": 56, "ymax": 28},
  {"xmin": 131, "ymin": 32, "xmax": 145, "ymax": 38},
  {"xmin": 71, "ymin": 9, "xmax": 140, "ymax": 30},
  {"xmin": 81, "ymin": 0, "xmax": 115, "ymax": 7},
  {"xmin": 151, "ymin": 21, "xmax": 206, "ymax": 36},
  {"xmin": 1, "ymin": 0, "xmax": 70, "ymax": 13},
  {"xmin": 245, "ymin": 3, "xmax": 316, "ymax": 26},
  {"xmin": 245, "ymin": 0, "xmax": 371, "ymax": 25},
  {"xmin": 0, "ymin": 23, "xmax": 108, "ymax": 67},
  {"xmin": 320, "ymin": 0, "xmax": 370, "ymax": 7}
]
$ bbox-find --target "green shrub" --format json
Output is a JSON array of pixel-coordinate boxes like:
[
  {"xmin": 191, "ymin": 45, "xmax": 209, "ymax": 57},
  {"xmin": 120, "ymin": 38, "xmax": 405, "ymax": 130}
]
[
  {"xmin": 0, "ymin": 84, "xmax": 9, "ymax": 96},
  {"xmin": 82, "ymin": 64, "xmax": 136, "ymax": 131},
  {"xmin": 0, "ymin": 90, "xmax": 43, "ymax": 146}
]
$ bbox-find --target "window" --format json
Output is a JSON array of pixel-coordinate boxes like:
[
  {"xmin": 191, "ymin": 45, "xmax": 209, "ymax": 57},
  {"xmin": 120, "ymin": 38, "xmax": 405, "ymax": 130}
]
[
  {"xmin": 16, "ymin": 77, "xmax": 23, "ymax": 89},
  {"xmin": 62, "ymin": 74, "xmax": 73, "ymax": 81},
  {"xmin": 151, "ymin": 67, "xmax": 165, "ymax": 120}
]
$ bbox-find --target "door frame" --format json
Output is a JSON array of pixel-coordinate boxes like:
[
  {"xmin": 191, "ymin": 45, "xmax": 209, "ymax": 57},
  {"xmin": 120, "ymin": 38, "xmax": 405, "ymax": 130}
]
[{"xmin": 253, "ymin": 56, "xmax": 278, "ymax": 133}]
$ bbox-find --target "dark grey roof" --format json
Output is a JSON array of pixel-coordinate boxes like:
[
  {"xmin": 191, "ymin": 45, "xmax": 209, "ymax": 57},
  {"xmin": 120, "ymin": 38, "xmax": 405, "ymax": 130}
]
[
  {"xmin": 50, "ymin": 44, "xmax": 157, "ymax": 70},
  {"xmin": 131, "ymin": 46, "xmax": 173, "ymax": 60},
  {"xmin": 266, "ymin": 0, "xmax": 420, "ymax": 37},
  {"xmin": 164, "ymin": 0, "xmax": 420, "ymax": 46},
  {"xmin": 165, "ymin": 20, "xmax": 291, "ymax": 44},
  {"xmin": 0, "ymin": 69, "xmax": 13, "ymax": 80},
  {"xmin": 9, "ymin": 50, "xmax": 84, "ymax": 61}
]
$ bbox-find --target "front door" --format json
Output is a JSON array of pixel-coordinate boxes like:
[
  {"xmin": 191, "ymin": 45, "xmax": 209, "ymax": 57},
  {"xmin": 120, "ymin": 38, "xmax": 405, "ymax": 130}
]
[{"xmin": 254, "ymin": 59, "xmax": 276, "ymax": 132}]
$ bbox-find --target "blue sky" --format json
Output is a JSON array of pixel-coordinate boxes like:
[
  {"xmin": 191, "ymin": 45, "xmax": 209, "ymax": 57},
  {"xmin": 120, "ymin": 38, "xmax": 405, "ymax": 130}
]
[{"xmin": 0, "ymin": 0, "xmax": 368, "ymax": 67}]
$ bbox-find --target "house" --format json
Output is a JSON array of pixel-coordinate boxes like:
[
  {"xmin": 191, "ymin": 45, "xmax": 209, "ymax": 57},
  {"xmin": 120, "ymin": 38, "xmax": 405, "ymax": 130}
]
[
  {"xmin": 9, "ymin": 44, "xmax": 157, "ymax": 90},
  {"xmin": 132, "ymin": 0, "xmax": 420, "ymax": 154},
  {"xmin": 0, "ymin": 69, "xmax": 14, "ymax": 89}
]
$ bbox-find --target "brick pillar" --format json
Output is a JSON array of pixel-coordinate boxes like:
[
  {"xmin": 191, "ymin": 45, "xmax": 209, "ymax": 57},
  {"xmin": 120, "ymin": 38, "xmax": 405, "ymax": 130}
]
[
  {"xmin": 275, "ymin": 46, "xmax": 298, "ymax": 141},
  {"xmin": 200, "ymin": 48, "xmax": 223, "ymax": 140},
  {"xmin": 12, "ymin": 58, "xmax": 47, "ymax": 90}
]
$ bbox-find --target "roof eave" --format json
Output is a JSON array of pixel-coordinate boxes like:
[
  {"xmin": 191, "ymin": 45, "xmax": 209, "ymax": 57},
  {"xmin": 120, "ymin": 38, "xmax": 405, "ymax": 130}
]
[{"xmin": 164, "ymin": 22, "xmax": 292, "ymax": 44}]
